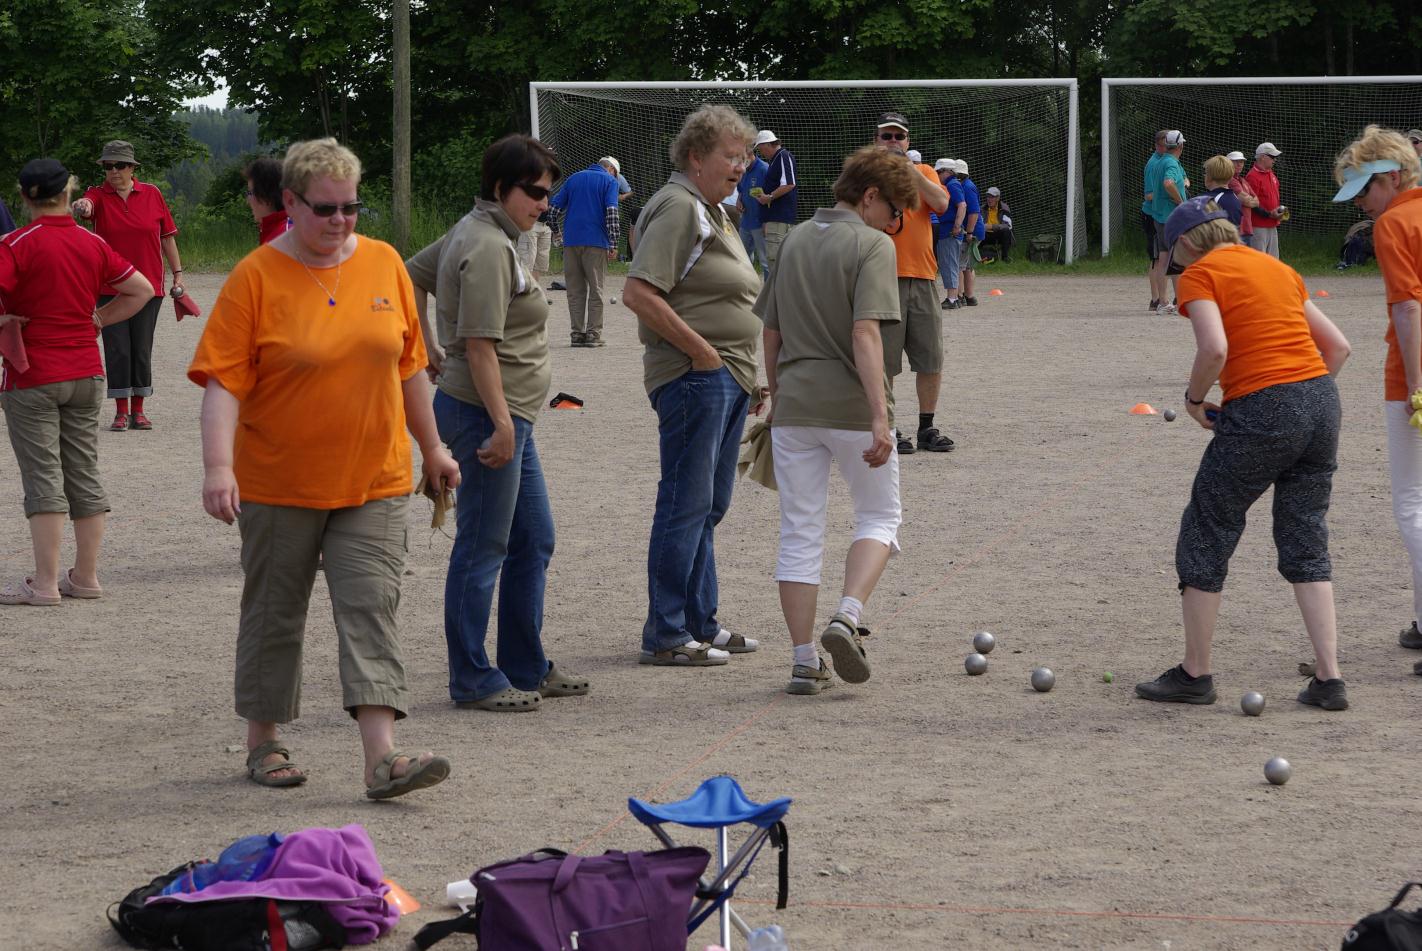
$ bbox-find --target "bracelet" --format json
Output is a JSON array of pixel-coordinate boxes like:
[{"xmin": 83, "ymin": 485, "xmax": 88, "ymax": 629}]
[{"xmin": 1184, "ymin": 389, "xmax": 1205, "ymax": 406}]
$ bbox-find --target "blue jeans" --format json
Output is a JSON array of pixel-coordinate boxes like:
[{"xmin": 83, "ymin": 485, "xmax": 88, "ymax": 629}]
[
  {"xmin": 740, "ymin": 226, "xmax": 768, "ymax": 272},
  {"xmin": 434, "ymin": 390, "xmax": 553, "ymax": 701},
  {"xmin": 642, "ymin": 367, "xmax": 749, "ymax": 653},
  {"xmin": 936, "ymin": 236, "xmax": 961, "ymax": 293}
]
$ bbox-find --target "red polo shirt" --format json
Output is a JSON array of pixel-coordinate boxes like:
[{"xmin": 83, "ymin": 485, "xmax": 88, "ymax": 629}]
[
  {"xmin": 1244, "ymin": 166, "xmax": 1280, "ymax": 230},
  {"xmin": 82, "ymin": 180, "xmax": 176, "ymax": 297},
  {"xmin": 258, "ymin": 210, "xmax": 291, "ymax": 245},
  {"xmin": 0, "ymin": 216, "xmax": 136, "ymax": 391}
]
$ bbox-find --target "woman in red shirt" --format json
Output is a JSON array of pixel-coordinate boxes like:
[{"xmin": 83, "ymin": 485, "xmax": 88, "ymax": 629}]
[
  {"xmin": 0, "ymin": 159, "xmax": 153, "ymax": 606},
  {"xmin": 243, "ymin": 156, "xmax": 290, "ymax": 245},
  {"xmin": 73, "ymin": 140, "xmax": 186, "ymax": 432}
]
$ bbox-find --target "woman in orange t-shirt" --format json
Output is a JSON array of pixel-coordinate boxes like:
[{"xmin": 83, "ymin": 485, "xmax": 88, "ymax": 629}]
[
  {"xmin": 190, "ymin": 139, "xmax": 460, "ymax": 800},
  {"xmin": 1333, "ymin": 124, "xmax": 1422, "ymax": 675},
  {"xmin": 1134, "ymin": 195, "xmax": 1353, "ymax": 712}
]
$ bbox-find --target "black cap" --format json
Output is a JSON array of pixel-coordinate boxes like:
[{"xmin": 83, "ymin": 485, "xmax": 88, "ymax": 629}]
[
  {"xmin": 877, "ymin": 111, "xmax": 910, "ymax": 133},
  {"xmin": 19, "ymin": 159, "xmax": 70, "ymax": 201}
]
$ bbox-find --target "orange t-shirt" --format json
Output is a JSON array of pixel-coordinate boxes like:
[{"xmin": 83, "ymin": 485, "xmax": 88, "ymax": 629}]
[
  {"xmin": 1372, "ymin": 188, "xmax": 1422, "ymax": 401},
  {"xmin": 188, "ymin": 236, "xmax": 427, "ymax": 508},
  {"xmin": 1176, "ymin": 243, "xmax": 1327, "ymax": 404},
  {"xmin": 889, "ymin": 163, "xmax": 940, "ymax": 280}
]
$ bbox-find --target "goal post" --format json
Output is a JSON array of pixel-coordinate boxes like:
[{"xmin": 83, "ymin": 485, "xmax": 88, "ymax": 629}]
[
  {"xmin": 532, "ymin": 79, "xmax": 1084, "ymax": 262},
  {"xmin": 1101, "ymin": 75, "xmax": 1422, "ymax": 256}
]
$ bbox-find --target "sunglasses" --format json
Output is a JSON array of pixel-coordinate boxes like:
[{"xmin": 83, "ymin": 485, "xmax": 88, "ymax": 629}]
[
  {"xmin": 878, "ymin": 131, "xmax": 908, "ymax": 142},
  {"xmin": 515, "ymin": 181, "xmax": 552, "ymax": 201},
  {"xmin": 295, "ymin": 193, "xmax": 363, "ymax": 217},
  {"xmin": 1357, "ymin": 174, "xmax": 1383, "ymax": 200},
  {"xmin": 886, "ymin": 199, "xmax": 903, "ymax": 221},
  {"xmin": 101, "ymin": 162, "xmax": 132, "ymax": 171}
]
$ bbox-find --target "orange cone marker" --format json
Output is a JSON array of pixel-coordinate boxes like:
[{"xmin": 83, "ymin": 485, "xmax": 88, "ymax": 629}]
[
  {"xmin": 1130, "ymin": 403, "xmax": 1157, "ymax": 415},
  {"xmin": 989, "ymin": 288, "xmax": 1004, "ymax": 296},
  {"xmin": 383, "ymin": 879, "xmax": 422, "ymax": 915},
  {"xmin": 1315, "ymin": 289, "xmax": 1330, "ymax": 298}
]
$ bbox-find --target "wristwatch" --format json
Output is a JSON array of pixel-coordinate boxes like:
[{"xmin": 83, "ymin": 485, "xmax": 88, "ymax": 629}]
[{"xmin": 1184, "ymin": 389, "xmax": 1204, "ymax": 406}]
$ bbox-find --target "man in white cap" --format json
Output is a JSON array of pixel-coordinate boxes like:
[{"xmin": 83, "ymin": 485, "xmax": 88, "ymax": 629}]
[
  {"xmin": 754, "ymin": 130, "xmax": 797, "ymax": 273},
  {"xmin": 1407, "ymin": 129, "xmax": 1422, "ymax": 159},
  {"xmin": 1224, "ymin": 150, "xmax": 1259, "ymax": 248},
  {"xmin": 1245, "ymin": 142, "xmax": 1285, "ymax": 258},
  {"xmin": 934, "ymin": 158, "xmax": 965, "ymax": 308}
]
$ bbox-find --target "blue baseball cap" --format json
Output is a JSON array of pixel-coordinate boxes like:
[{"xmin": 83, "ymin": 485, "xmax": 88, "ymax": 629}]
[
  {"xmin": 1332, "ymin": 159, "xmax": 1402, "ymax": 202},
  {"xmin": 1163, "ymin": 195, "xmax": 1230, "ymax": 274}
]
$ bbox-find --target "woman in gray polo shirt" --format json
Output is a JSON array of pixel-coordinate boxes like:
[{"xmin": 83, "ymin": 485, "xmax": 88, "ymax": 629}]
[
  {"xmin": 755, "ymin": 147, "xmax": 920, "ymax": 694},
  {"xmin": 623, "ymin": 104, "xmax": 765, "ymax": 667}
]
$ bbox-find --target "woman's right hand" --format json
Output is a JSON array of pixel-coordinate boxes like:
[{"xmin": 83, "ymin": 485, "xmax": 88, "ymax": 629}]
[
  {"xmin": 425, "ymin": 345, "xmax": 445, "ymax": 384},
  {"xmin": 690, "ymin": 345, "xmax": 723, "ymax": 372},
  {"xmin": 73, "ymin": 198, "xmax": 93, "ymax": 218},
  {"xmin": 864, "ymin": 419, "xmax": 894, "ymax": 468},
  {"xmin": 203, "ymin": 466, "xmax": 241, "ymax": 524},
  {"xmin": 477, "ymin": 423, "xmax": 515, "ymax": 469}
]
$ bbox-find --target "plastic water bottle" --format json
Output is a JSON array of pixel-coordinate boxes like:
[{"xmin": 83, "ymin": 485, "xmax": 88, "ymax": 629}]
[
  {"xmin": 746, "ymin": 925, "xmax": 788, "ymax": 950},
  {"xmin": 161, "ymin": 833, "xmax": 283, "ymax": 895}
]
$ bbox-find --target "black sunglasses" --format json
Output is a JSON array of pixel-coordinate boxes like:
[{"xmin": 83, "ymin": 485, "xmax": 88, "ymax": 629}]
[
  {"xmin": 101, "ymin": 162, "xmax": 132, "ymax": 171},
  {"xmin": 887, "ymin": 199, "xmax": 903, "ymax": 221},
  {"xmin": 1357, "ymin": 174, "xmax": 1386, "ymax": 200},
  {"xmin": 515, "ymin": 181, "xmax": 552, "ymax": 201},
  {"xmin": 878, "ymin": 131, "xmax": 908, "ymax": 142},
  {"xmin": 295, "ymin": 193, "xmax": 363, "ymax": 218}
]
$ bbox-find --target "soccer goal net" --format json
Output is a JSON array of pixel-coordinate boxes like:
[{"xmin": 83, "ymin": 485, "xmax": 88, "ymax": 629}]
[
  {"xmin": 1101, "ymin": 76, "xmax": 1422, "ymax": 256},
  {"xmin": 532, "ymin": 80, "xmax": 1084, "ymax": 262}
]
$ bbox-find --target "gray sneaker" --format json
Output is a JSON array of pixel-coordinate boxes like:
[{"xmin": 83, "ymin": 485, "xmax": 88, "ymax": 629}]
[
  {"xmin": 1134, "ymin": 664, "xmax": 1217, "ymax": 704},
  {"xmin": 584, "ymin": 330, "xmax": 606, "ymax": 348},
  {"xmin": 785, "ymin": 657, "xmax": 834, "ymax": 695},
  {"xmin": 1297, "ymin": 676, "xmax": 1348, "ymax": 711},
  {"xmin": 1400, "ymin": 621, "xmax": 1422, "ymax": 649}
]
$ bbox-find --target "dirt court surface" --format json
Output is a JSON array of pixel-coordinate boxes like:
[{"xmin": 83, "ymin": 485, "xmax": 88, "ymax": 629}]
[{"xmin": 3, "ymin": 269, "xmax": 1421, "ymax": 950}]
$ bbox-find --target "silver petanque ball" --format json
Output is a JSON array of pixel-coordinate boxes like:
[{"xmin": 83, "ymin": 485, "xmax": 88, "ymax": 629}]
[
  {"xmin": 1241, "ymin": 691, "xmax": 1266, "ymax": 716},
  {"xmin": 1163, "ymin": 409, "xmax": 1177, "ymax": 422},
  {"xmin": 610, "ymin": 296, "xmax": 618, "ymax": 304},
  {"xmin": 964, "ymin": 652, "xmax": 988, "ymax": 676},
  {"xmin": 1264, "ymin": 756, "xmax": 1292, "ymax": 785},
  {"xmin": 1030, "ymin": 666, "xmax": 1055, "ymax": 692},
  {"xmin": 972, "ymin": 630, "xmax": 996, "ymax": 654}
]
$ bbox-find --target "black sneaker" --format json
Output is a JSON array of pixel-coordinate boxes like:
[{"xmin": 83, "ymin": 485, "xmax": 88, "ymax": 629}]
[
  {"xmin": 1134, "ymin": 664, "xmax": 1217, "ymax": 704},
  {"xmin": 1414, "ymin": 659, "xmax": 1422, "ymax": 677},
  {"xmin": 570, "ymin": 332, "xmax": 587, "ymax": 347},
  {"xmin": 917, "ymin": 427, "xmax": 954, "ymax": 452},
  {"xmin": 584, "ymin": 330, "xmax": 606, "ymax": 348},
  {"xmin": 963, "ymin": 296, "xmax": 978, "ymax": 307},
  {"xmin": 1297, "ymin": 676, "xmax": 1348, "ymax": 711},
  {"xmin": 941, "ymin": 297, "xmax": 957, "ymax": 310},
  {"xmin": 896, "ymin": 431, "xmax": 916, "ymax": 455},
  {"xmin": 1400, "ymin": 621, "xmax": 1422, "ymax": 649},
  {"xmin": 1149, "ymin": 298, "xmax": 1159, "ymax": 313}
]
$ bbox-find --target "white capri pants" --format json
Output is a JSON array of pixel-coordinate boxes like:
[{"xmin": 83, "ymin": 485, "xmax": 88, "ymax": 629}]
[
  {"xmin": 1386, "ymin": 401, "xmax": 1422, "ymax": 623},
  {"xmin": 772, "ymin": 425, "xmax": 902, "ymax": 584}
]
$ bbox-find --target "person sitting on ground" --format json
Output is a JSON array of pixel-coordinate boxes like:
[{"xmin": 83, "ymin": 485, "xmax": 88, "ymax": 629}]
[
  {"xmin": 1135, "ymin": 195, "xmax": 1352, "ymax": 712},
  {"xmin": 0, "ymin": 159, "xmax": 153, "ymax": 607},
  {"xmin": 756, "ymin": 146, "xmax": 915, "ymax": 694},
  {"xmin": 191, "ymin": 138, "xmax": 458, "ymax": 798},
  {"xmin": 978, "ymin": 186, "xmax": 1013, "ymax": 262},
  {"xmin": 243, "ymin": 157, "xmax": 290, "ymax": 245},
  {"xmin": 1200, "ymin": 155, "xmax": 1243, "ymax": 228}
]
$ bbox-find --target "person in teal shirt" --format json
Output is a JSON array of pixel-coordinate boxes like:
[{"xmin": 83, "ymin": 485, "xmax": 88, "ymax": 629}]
[{"xmin": 1148, "ymin": 130, "xmax": 1187, "ymax": 315}]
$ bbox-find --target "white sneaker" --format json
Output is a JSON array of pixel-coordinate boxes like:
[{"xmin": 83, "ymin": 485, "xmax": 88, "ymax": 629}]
[
  {"xmin": 1156, "ymin": 302, "xmax": 1178, "ymax": 316},
  {"xmin": 708, "ymin": 626, "xmax": 759, "ymax": 653}
]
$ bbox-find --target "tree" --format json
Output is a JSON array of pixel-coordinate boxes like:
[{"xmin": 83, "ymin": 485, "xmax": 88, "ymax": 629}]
[{"xmin": 0, "ymin": 0, "xmax": 195, "ymax": 184}]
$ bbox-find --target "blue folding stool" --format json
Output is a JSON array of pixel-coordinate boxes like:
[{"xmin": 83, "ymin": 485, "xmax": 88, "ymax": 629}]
[{"xmin": 629, "ymin": 775, "xmax": 791, "ymax": 950}]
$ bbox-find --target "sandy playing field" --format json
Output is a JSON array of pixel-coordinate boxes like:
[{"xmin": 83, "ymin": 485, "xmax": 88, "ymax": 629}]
[{"xmin": 3, "ymin": 268, "xmax": 1420, "ymax": 950}]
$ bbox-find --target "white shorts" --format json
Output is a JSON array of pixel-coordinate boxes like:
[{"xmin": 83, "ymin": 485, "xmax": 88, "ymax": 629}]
[{"xmin": 772, "ymin": 425, "xmax": 902, "ymax": 584}]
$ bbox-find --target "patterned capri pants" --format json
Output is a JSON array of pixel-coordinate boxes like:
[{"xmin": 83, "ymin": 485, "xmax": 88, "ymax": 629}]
[{"xmin": 1176, "ymin": 375, "xmax": 1340, "ymax": 593}]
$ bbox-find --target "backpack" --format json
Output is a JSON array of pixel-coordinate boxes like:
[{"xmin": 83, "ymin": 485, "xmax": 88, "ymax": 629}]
[
  {"xmin": 414, "ymin": 847, "xmax": 711, "ymax": 951},
  {"xmin": 1027, "ymin": 233, "xmax": 1062, "ymax": 264},
  {"xmin": 108, "ymin": 863, "xmax": 347, "ymax": 951},
  {"xmin": 1342, "ymin": 882, "xmax": 1422, "ymax": 950},
  {"xmin": 1339, "ymin": 219, "xmax": 1375, "ymax": 269}
]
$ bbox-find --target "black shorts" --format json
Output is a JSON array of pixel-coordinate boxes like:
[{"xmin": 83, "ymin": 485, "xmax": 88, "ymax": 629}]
[{"xmin": 1140, "ymin": 210, "xmax": 1158, "ymax": 261}]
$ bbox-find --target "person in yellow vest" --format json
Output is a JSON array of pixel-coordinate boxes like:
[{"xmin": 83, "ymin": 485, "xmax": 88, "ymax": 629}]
[{"xmin": 979, "ymin": 186, "xmax": 1014, "ymax": 263}]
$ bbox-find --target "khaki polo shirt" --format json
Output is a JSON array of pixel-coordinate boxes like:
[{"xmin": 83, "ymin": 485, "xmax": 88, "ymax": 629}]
[
  {"xmin": 629, "ymin": 172, "xmax": 762, "ymax": 396},
  {"xmin": 406, "ymin": 200, "xmax": 551, "ymax": 423},
  {"xmin": 753, "ymin": 207, "xmax": 900, "ymax": 430}
]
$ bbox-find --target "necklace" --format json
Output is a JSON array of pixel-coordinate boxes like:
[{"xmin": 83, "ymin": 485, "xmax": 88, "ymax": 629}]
[{"xmin": 294, "ymin": 246, "xmax": 342, "ymax": 307}]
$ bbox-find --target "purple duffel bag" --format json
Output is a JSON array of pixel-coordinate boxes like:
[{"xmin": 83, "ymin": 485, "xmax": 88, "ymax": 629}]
[{"xmin": 414, "ymin": 847, "xmax": 711, "ymax": 951}]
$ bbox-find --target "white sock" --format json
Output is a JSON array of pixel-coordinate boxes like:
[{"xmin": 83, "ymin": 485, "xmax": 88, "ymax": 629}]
[
  {"xmin": 837, "ymin": 596, "xmax": 864, "ymax": 627},
  {"xmin": 792, "ymin": 643, "xmax": 818, "ymax": 667}
]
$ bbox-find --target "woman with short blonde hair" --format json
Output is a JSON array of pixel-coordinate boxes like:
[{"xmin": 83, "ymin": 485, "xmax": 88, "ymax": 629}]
[
  {"xmin": 1332, "ymin": 125, "xmax": 1422, "ymax": 670},
  {"xmin": 1201, "ymin": 156, "xmax": 1244, "ymax": 228}
]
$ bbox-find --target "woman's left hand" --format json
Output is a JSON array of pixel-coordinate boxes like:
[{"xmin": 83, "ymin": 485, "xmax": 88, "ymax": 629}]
[
  {"xmin": 422, "ymin": 446, "xmax": 462, "ymax": 494},
  {"xmin": 864, "ymin": 419, "xmax": 894, "ymax": 468},
  {"xmin": 1187, "ymin": 400, "xmax": 1220, "ymax": 430}
]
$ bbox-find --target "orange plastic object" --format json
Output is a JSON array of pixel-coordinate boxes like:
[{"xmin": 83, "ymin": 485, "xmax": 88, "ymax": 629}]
[
  {"xmin": 383, "ymin": 879, "xmax": 421, "ymax": 915},
  {"xmin": 1129, "ymin": 403, "xmax": 1157, "ymax": 415},
  {"xmin": 989, "ymin": 288, "xmax": 1004, "ymax": 296},
  {"xmin": 551, "ymin": 399, "xmax": 582, "ymax": 410},
  {"xmin": 1315, "ymin": 289, "xmax": 1330, "ymax": 298}
]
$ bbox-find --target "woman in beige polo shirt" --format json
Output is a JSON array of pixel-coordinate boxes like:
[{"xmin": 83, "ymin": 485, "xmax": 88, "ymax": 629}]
[
  {"xmin": 755, "ymin": 147, "xmax": 919, "ymax": 694},
  {"xmin": 623, "ymin": 104, "xmax": 766, "ymax": 667}
]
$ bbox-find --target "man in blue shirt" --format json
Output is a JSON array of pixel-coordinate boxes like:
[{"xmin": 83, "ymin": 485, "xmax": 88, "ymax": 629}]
[
  {"xmin": 736, "ymin": 154, "xmax": 769, "ymax": 272},
  {"xmin": 935, "ymin": 159, "xmax": 966, "ymax": 309},
  {"xmin": 1147, "ymin": 129, "xmax": 1187, "ymax": 316},
  {"xmin": 550, "ymin": 161, "xmax": 621, "ymax": 347},
  {"xmin": 956, "ymin": 160, "xmax": 985, "ymax": 306},
  {"xmin": 753, "ymin": 129, "xmax": 796, "ymax": 274}
]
